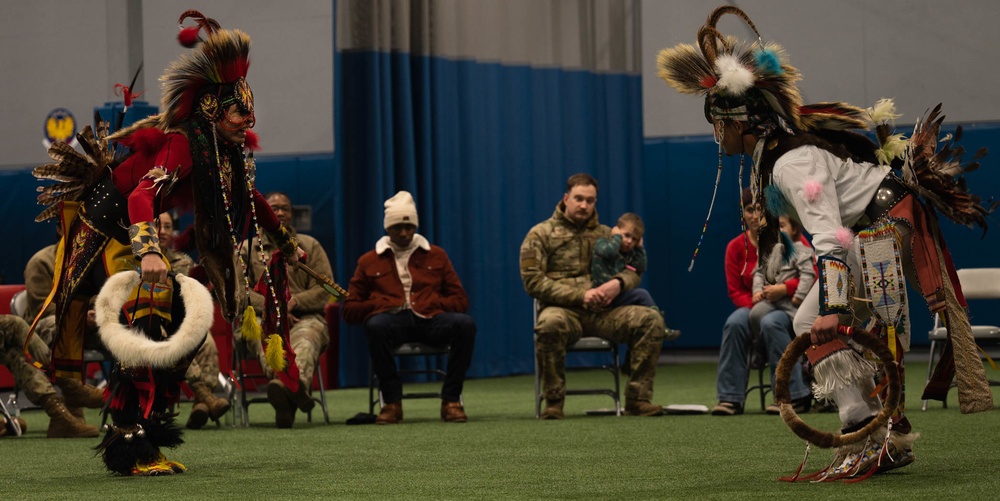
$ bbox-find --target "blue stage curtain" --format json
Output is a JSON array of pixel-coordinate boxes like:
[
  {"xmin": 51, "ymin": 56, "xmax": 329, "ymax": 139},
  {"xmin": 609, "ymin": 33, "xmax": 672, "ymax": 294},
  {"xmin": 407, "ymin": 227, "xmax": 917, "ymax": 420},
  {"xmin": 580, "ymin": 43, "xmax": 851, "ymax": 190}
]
[{"xmin": 334, "ymin": 0, "xmax": 645, "ymax": 387}]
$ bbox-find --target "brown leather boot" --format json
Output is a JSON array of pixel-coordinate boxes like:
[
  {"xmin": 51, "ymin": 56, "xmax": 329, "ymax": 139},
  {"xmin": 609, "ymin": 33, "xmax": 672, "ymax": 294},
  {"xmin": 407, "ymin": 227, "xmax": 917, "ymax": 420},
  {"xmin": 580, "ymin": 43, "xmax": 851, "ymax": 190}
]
[
  {"xmin": 55, "ymin": 377, "xmax": 106, "ymax": 409},
  {"xmin": 42, "ymin": 394, "xmax": 99, "ymax": 438},
  {"xmin": 266, "ymin": 380, "xmax": 296, "ymax": 429},
  {"xmin": 290, "ymin": 379, "xmax": 316, "ymax": 413},
  {"xmin": 375, "ymin": 402, "xmax": 403, "ymax": 425},
  {"xmin": 188, "ymin": 382, "xmax": 231, "ymax": 430},
  {"xmin": 625, "ymin": 400, "xmax": 665, "ymax": 417},
  {"xmin": 540, "ymin": 399, "xmax": 564, "ymax": 420},
  {"xmin": 440, "ymin": 401, "xmax": 468, "ymax": 423}
]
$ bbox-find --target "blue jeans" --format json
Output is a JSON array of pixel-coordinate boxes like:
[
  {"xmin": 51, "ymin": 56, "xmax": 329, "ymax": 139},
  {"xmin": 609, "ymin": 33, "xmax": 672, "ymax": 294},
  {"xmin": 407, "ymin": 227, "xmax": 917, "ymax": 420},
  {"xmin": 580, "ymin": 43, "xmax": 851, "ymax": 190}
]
[{"xmin": 717, "ymin": 307, "xmax": 810, "ymax": 405}]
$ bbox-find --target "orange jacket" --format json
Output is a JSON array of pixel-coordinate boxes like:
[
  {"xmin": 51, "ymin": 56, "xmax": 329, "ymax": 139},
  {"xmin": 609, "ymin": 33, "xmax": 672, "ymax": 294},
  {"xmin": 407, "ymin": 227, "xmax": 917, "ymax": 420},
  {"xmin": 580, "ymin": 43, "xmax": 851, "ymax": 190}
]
[{"xmin": 342, "ymin": 242, "xmax": 469, "ymax": 324}]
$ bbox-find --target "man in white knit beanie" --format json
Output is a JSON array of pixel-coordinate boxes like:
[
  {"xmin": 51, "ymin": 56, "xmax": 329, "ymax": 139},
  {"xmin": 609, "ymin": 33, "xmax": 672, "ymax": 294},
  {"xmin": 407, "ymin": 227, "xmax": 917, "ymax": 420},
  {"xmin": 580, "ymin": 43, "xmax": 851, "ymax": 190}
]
[{"xmin": 343, "ymin": 190, "xmax": 477, "ymax": 424}]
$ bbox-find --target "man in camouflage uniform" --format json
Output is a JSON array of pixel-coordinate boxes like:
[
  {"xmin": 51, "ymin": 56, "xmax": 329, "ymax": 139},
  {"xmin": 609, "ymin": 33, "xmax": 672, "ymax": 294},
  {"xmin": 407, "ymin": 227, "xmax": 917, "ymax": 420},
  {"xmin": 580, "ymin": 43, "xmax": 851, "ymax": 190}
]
[
  {"xmin": 520, "ymin": 173, "xmax": 666, "ymax": 419},
  {"xmin": 20, "ymin": 236, "xmax": 106, "ymax": 437},
  {"xmin": 244, "ymin": 192, "xmax": 333, "ymax": 428},
  {"xmin": 157, "ymin": 212, "xmax": 231, "ymax": 429},
  {"xmin": 0, "ymin": 314, "xmax": 99, "ymax": 438}
]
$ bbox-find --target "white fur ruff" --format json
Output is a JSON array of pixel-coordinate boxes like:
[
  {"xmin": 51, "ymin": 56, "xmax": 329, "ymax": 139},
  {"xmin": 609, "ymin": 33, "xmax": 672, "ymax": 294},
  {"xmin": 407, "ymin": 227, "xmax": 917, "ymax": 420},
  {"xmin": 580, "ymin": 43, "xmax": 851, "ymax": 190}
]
[{"xmin": 96, "ymin": 271, "xmax": 213, "ymax": 369}]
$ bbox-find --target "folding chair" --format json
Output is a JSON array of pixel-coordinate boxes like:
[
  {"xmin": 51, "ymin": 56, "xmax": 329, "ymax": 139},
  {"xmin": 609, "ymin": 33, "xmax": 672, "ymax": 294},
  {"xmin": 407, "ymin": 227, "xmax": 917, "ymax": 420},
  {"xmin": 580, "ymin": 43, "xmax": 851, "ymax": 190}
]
[
  {"xmin": 744, "ymin": 335, "xmax": 771, "ymax": 411},
  {"xmin": 368, "ymin": 342, "xmax": 453, "ymax": 413},
  {"xmin": 532, "ymin": 300, "xmax": 622, "ymax": 417},
  {"xmin": 9, "ymin": 290, "xmax": 27, "ymax": 318},
  {"xmin": 922, "ymin": 268, "xmax": 1000, "ymax": 411},
  {"xmin": 229, "ymin": 303, "xmax": 331, "ymax": 426}
]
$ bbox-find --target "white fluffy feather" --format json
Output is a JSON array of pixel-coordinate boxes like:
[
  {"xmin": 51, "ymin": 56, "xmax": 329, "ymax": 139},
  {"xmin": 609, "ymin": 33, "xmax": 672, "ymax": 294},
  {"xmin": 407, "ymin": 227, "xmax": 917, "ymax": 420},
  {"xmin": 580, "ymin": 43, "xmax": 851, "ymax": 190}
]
[
  {"xmin": 714, "ymin": 54, "xmax": 755, "ymax": 95},
  {"xmin": 96, "ymin": 271, "xmax": 213, "ymax": 368},
  {"xmin": 866, "ymin": 98, "xmax": 901, "ymax": 125}
]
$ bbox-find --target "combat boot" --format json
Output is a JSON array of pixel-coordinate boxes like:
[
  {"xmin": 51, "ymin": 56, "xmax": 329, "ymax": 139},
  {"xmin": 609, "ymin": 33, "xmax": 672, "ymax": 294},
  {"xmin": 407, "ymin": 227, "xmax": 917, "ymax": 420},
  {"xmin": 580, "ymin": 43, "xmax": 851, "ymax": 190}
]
[
  {"xmin": 625, "ymin": 399, "xmax": 665, "ymax": 416},
  {"xmin": 42, "ymin": 394, "xmax": 99, "ymax": 438},
  {"xmin": 539, "ymin": 399, "xmax": 564, "ymax": 420},
  {"xmin": 187, "ymin": 382, "xmax": 231, "ymax": 429},
  {"xmin": 56, "ymin": 377, "xmax": 106, "ymax": 408}
]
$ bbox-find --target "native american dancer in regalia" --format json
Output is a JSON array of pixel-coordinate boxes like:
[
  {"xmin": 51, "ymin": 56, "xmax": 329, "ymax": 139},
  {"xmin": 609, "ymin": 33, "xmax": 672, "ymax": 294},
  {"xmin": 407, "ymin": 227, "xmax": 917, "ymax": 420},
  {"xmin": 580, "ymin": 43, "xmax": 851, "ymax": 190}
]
[
  {"xmin": 656, "ymin": 5, "xmax": 994, "ymax": 481},
  {"xmin": 27, "ymin": 11, "xmax": 304, "ymax": 476}
]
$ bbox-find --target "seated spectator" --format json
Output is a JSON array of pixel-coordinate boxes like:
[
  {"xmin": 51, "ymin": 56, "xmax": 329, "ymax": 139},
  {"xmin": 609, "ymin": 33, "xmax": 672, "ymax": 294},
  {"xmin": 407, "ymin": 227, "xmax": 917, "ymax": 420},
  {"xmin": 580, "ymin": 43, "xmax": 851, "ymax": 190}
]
[
  {"xmin": 712, "ymin": 189, "xmax": 811, "ymax": 416},
  {"xmin": 157, "ymin": 211, "xmax": 231, "ymax": 429},
  {"xmin": 244, "ymin": 192, "xmax": 334, "ymax": 428},
  {"xmin": 342, "ymin": 191, "xmax": 476, "ymax": 424},
  {"xmin": 0, "ymin": 315, "xmax": 99, "ymax": 438},
  {"xmin": 520, "ymin": 173, "xmax": 666, "ymax": 419},
  {"xmin": 591, "ymin": 212, "xmax": 675, "ymax": 341},
  {"xmin": 20, "ymin": 233, "xmax": 106, "ymax": 436},
  {"xmin": 749, "ymin": 216, "xmax": 816, "ymax": 336}
]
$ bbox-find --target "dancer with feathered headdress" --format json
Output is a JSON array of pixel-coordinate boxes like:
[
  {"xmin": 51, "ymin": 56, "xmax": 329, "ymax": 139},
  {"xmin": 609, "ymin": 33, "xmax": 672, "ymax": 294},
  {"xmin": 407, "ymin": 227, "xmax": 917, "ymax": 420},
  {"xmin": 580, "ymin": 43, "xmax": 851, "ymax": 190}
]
[
  {"xmin": 28, "ymin": 10, "xmax": 303, "ymax": 475},
  {"xmin": 657, "ymin": 5, "xmax": 993, "ymax": 481}
]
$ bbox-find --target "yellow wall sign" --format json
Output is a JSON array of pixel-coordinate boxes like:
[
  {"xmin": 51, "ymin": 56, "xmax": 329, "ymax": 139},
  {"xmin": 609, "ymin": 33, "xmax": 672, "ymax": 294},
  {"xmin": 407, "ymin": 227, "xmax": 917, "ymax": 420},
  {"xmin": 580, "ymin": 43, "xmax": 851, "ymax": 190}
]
[{"xmin": 43, "ymin": 107, "xmax": 78, "ymax": 150}]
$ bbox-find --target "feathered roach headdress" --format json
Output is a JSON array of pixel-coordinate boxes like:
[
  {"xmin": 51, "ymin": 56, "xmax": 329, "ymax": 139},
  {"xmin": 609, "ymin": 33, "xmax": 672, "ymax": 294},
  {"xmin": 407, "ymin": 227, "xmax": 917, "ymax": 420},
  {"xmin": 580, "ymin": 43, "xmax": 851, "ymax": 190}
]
[
  {"xmin": 657, "ymin": 6, "xmax": 869, "ymax": 138},
  {"xmin": 110, "ymin": 10, "xmax": 255, "ymax": 137},
  {"xmin": 660, "ymin": 6, "xmax": 876, "ymax": 271}
]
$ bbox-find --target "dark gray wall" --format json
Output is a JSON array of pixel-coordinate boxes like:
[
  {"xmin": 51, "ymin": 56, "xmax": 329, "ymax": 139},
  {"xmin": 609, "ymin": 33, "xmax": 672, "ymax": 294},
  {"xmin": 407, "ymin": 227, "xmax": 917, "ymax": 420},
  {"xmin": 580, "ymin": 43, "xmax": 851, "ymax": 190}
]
[{"xmin": 0, "ymin": 0, "xmax": 333, "ymax": 169}]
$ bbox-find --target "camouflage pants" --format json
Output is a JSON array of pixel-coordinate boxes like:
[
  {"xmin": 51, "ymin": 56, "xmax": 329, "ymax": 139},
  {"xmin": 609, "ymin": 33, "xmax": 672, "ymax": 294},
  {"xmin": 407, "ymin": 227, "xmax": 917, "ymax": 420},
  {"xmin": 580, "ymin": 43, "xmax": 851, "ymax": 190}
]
[
  {"xmin": 534, "ymin": 305, "xmax": 664, "ymax": 402},
  {"xmin": 252, "ymin": 314, "xmax": 329, "ymax": 389},
  {"xmin": 0, "ymin": 315, "xmax": 56, "ymax": 404},
  {"xmin": 184, "ymin": 334, "xmax": 221, "ymax": 389}
]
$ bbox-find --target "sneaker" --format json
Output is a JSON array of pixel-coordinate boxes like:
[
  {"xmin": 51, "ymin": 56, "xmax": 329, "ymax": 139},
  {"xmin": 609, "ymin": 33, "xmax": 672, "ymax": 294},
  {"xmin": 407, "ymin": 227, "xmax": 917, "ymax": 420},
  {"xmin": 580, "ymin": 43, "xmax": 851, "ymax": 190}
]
[
  {"xmin": 710, "ymin": 401, "xmax": 743, "ymax": 416},
  {"xmin": 765, "ymin": 403, "xmax": 780, "ymax": 415}
]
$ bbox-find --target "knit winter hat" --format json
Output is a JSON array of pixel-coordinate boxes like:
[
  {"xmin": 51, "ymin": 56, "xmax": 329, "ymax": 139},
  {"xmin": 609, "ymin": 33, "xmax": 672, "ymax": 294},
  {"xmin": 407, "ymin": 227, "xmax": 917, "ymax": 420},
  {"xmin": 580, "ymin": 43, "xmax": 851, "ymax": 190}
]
[{"xmin": 384, "ymin": 191, "xmax": 419, "ymax": 230}]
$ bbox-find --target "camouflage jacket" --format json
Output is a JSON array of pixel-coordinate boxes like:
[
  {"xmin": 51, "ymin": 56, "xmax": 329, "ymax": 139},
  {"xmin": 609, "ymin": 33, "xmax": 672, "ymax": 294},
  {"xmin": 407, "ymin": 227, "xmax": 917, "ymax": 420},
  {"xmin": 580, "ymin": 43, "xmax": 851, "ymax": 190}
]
[{"xmin": 520, "ymin": 202, "xmax": 640, "ymax": 308}]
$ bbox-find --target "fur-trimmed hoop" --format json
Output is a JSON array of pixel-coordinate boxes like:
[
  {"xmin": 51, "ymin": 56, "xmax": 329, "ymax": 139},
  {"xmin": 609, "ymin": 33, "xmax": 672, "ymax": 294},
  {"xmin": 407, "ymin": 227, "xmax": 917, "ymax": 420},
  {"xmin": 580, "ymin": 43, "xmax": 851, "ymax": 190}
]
[
  {"xmin": 774, "ymin": 326, "xmax": 901, "ymax": 448},
  {"xmin": 95, "ymin": 271, "xmax": 213, "ymax": 368}
]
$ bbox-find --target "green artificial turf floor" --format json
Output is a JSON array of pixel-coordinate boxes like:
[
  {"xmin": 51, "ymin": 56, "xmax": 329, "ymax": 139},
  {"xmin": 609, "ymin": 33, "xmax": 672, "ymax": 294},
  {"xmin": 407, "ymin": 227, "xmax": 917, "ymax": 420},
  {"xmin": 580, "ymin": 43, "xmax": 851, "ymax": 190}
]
[{"xmin": 2, "ymin": 358, "xmax": 998, "ymax": 500}]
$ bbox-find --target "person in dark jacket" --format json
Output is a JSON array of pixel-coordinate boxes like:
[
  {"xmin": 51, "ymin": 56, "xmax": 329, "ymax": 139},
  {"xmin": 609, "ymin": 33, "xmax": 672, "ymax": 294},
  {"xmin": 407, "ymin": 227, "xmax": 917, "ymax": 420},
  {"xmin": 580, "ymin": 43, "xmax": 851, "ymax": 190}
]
[{"xmin": 342, "ymin": 191, "xmax": 476, "ymax": 424}]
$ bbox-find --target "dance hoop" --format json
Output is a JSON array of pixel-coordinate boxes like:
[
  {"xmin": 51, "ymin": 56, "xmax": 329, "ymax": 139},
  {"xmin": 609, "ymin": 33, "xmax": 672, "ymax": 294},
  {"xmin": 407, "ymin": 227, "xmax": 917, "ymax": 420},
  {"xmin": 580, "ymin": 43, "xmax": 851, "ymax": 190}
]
[{"xmin": 774, "ymin": 326, "xmax": 901, "ymax": 448}]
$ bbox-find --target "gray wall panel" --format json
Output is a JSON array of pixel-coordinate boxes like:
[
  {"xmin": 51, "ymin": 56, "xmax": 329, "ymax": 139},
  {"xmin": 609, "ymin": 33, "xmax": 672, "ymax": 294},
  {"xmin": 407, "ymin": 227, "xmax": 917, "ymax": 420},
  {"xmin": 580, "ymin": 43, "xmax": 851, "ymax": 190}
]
[
  {"xmin": 642, "ymin": 0, "xmax": 1000, "ymax": 137},
  {"xmin": 0, "ymin": 0, "xmax": 333, "ymax": 169}
]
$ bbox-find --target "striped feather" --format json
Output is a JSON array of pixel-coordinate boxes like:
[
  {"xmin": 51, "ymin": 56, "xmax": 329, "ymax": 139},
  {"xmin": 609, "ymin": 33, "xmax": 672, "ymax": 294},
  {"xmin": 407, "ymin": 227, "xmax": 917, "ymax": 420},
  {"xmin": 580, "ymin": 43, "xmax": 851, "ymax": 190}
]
[
  {"xmin": 34, "ymin": 205, "xmax": 61, "ymax": 222},
  {"xmin": 902, "ymin": 104, "xmax": 991, "ymax": 232}
]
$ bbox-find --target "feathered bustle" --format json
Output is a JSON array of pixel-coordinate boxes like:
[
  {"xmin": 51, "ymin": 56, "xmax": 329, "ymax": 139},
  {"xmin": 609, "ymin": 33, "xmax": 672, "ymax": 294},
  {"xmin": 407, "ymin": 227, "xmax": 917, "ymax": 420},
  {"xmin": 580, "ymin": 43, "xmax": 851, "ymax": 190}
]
[{"xmin": 902, "ymin": 104, "xmax": 993, "ymax": 232}]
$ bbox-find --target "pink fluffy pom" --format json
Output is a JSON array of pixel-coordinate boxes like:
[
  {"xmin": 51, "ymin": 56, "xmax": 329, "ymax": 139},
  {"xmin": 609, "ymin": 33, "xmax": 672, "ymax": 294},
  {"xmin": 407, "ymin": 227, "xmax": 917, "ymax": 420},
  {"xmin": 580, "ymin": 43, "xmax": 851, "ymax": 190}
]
[
  {"xmin": 836, "ymin": 227, "xmax": 855, "ymax": 248},
  {"xmin": 804, "ymin": 180, "xmax": 822, "ymax": 203}
]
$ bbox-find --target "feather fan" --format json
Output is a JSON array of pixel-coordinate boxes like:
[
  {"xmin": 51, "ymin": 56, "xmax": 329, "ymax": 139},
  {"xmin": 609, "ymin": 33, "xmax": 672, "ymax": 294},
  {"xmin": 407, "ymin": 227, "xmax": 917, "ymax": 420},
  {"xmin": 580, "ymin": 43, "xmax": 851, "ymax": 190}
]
[{"xmin": 32, "ymin": 120, "xmax": 113, "ymax": 222}]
